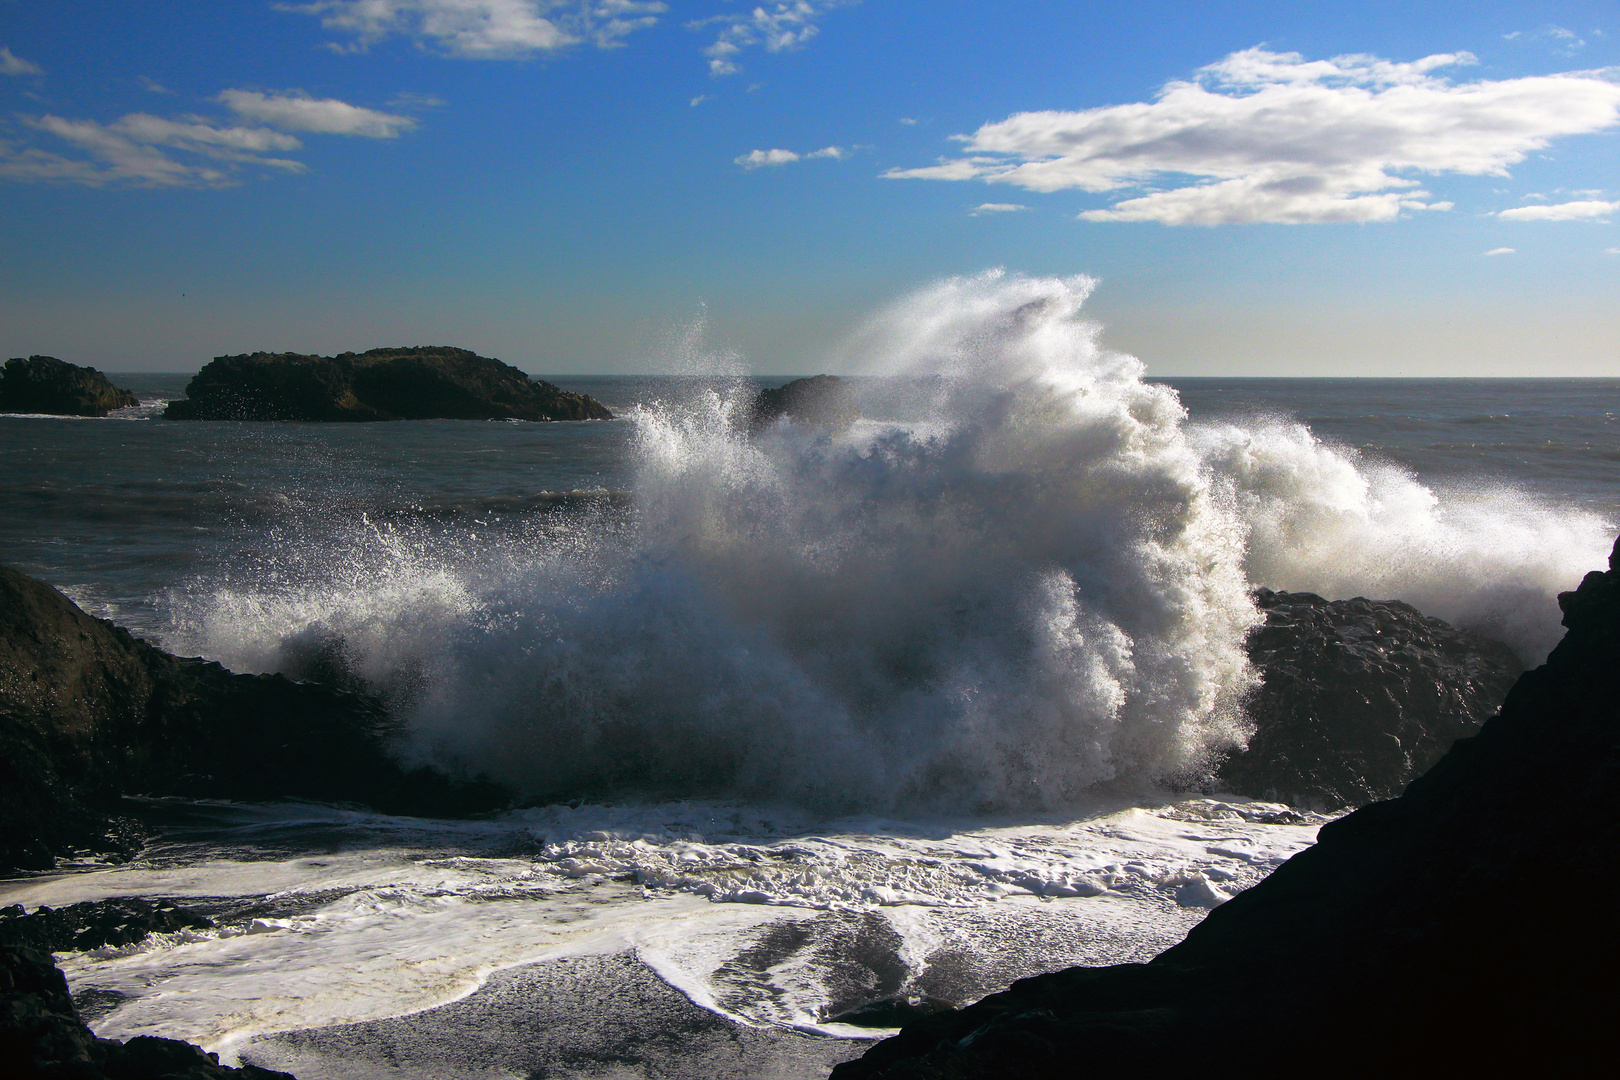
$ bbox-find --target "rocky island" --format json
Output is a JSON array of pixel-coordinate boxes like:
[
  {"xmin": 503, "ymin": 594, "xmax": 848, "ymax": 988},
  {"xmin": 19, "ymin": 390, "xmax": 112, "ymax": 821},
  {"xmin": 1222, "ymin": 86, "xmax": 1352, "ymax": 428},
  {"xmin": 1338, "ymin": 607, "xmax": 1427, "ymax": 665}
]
[
  {"xmin": 0, "ymin": 357, "xmax": 138, "ymax": 417},
  {"xmin": 163, "ymin": 346, "xmax": 612, "ymax": 422}
]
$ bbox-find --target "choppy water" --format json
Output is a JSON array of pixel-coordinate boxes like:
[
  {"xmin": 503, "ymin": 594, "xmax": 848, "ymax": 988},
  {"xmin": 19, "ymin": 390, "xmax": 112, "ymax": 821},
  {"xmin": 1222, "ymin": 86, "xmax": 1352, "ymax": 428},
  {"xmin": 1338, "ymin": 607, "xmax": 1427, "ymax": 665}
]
[{"xmin": 2, "ymin": 270, "xmax": 1617, "ymax": 1077}]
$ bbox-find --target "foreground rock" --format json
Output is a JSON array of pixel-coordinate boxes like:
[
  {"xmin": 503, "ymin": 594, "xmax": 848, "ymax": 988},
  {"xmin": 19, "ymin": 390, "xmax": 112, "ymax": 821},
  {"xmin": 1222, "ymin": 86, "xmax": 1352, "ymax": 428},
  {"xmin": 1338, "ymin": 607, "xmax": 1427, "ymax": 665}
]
[
  {"xmin": 164, "ymin": 347, "xmax": 611, "ymax": 422},
  {"xmin": 0, "ymin": 565, "xmax": 507, "ymax": 875},
  {"xmin": 1, "ymin": 899, "xmax": 214, "ymax": 953},
  {"xmin": 835, "ymin": 538, "xmax": 1620, "ymax": 1078},
  {"xmin": 749, "ymin": 374, "xmax": 857, "ymax": 433},
  {"xmin": 1, "ymin": 942, "xmax": 295, "ymax": 1079},
  {"xmin": 0, "ymin": 357, "xmax": 137, "ymax": 417},
  {"xmin": 1217, "ymin": 588, "xmax": 1522, "ymax": 807}
]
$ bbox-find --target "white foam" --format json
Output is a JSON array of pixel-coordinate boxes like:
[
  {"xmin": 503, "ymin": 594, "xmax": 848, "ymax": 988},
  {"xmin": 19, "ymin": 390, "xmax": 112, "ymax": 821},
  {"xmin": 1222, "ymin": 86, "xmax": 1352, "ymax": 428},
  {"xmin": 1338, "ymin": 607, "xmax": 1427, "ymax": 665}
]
[
  {"xmin": 160, "ymin": 270, "xmax": 1608, "ymax": 808},
  {"xmin": 0, "ymin": 797, "xmax": 1323, "ymax": 1053}
]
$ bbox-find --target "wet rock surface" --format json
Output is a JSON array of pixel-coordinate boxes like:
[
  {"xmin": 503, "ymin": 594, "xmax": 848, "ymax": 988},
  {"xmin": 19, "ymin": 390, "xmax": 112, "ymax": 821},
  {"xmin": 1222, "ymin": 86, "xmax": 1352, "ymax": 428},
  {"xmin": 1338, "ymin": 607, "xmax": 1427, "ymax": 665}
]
[
  {"xmin": 0, "ymin": 564, "xmax": 508, "ymax": 875},
  {"xmin": 750, "ymin": 374, "xmax": 858, "ymax": 432},
  {"xmin": 164, "ymin": 346, "xmax": 612, "ymax": 422},
  {"xmin": 1220, "ymin": 588, "xmax": 1523, "ymax": 808},
  {"xmin": 0, "ymin": 357, "xmax": 137, "ymax": 417},
  {"xmin": 1, "ymin": 942, "xmax": 295, "ymax": 1079},
  {"xmin": 834, "ymin": 537, "xmax": 1620, "ymax": 1078},
  {"xmin": 0, "ymin": 900, "xmax": 214, "ymax": 954}
]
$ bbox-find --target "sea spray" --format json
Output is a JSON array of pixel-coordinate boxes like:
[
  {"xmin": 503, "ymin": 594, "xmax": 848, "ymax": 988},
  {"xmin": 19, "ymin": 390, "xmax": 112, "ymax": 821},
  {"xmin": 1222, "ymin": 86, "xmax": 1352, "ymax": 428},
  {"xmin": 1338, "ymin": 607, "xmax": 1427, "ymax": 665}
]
[{"xmin": 164, "ymin": 270, "xmax": 1613, "ymax": 808}]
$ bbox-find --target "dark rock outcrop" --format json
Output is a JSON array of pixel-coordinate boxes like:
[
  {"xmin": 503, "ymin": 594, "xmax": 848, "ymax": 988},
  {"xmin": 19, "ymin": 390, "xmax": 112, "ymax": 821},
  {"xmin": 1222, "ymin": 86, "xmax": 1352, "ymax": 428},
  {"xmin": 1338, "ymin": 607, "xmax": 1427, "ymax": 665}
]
[
  {"xmin": 1, "ymin": 900, "xmax": 214, "ymax": 954},
  {"xmin": 0, "ymin": 565, "xmax": 508, "ymax": 875},
  {"xmin": 834, "ymin": 537, "xmax": 1620, "ymax": 1078},
  {"xmin": 749, "ymin": 375, "xmax": 857, "ymax": 433},
  {"xmin": 0, "ymin": 357, "xmax": 137, "ymax": 418},
  {"xmin": 1218, "ymin": 588, "xmax": 1522, "ymax": 807},
  {"xmin": 164, "ymin": 347, "xmax": 611, "ymax": 422},
  {"xmin": 1, "ymin": 942, "xmax": 294, "ymax": 1079}
]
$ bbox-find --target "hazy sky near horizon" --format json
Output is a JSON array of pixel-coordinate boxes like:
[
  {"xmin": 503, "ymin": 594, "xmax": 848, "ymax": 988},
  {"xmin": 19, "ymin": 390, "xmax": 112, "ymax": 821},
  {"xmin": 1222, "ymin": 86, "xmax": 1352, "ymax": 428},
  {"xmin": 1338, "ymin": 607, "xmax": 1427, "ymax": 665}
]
[{"xmin": 1, "ymin": 1, "xmax": 1617, "ymax": 376}]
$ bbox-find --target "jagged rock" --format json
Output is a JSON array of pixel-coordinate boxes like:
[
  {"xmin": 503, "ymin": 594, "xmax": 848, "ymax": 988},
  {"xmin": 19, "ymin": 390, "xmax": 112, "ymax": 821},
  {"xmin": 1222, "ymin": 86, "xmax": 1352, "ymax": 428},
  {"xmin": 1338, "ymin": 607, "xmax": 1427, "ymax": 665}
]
[
  {"xmin": 749, "ymin": 375, "xmax": 857, "ymax": 433},
  {"xmin": 0, "ymin": 565, "xmax": 508, "ymax": 875},
  {"xmin": 0, "ymin": 357, "xmax": 137, "ymax": 417},
  {"xmin": 1, "ymin": 942, "xmax": 295, "ymax": 1079},
  {"xmin": 1219, "ymin": 589, "xmax": 1522, "ymax": 808},
  {"xmin": 833, "ymin": 537, "xmax": 1620, "ymax": 1078},
  {"xmin": 0, "ymin": 900, "xmax": 214, "ymax": 953},
  {"xmin": 164, "ymin": 347, "xmax": 612, "ymax": 422}
]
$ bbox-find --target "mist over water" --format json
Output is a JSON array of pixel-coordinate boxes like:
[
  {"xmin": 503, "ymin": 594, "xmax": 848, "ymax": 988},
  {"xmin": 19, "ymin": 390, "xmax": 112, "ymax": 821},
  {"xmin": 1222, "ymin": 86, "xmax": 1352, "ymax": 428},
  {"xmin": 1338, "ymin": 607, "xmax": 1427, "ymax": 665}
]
[{"xmin": 166, "ymin": 271, "xmax": 1614, "ymax": 812}]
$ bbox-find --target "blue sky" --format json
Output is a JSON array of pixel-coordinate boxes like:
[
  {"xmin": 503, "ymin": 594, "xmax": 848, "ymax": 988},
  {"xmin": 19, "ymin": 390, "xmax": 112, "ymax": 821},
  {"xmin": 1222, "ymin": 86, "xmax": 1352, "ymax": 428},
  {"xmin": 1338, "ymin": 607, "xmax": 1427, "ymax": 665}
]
[{"xmin": 1, "ymin": 1, "xmax": 1617, "ymax": 375}]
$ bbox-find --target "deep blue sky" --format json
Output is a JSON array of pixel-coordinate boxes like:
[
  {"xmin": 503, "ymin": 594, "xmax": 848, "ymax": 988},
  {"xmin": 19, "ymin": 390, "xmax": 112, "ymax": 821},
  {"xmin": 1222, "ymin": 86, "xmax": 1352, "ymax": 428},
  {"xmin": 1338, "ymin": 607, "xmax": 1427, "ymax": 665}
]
[{"xmin": 1, "ymin": 1, "xmax": 1616, "ymax": 374}]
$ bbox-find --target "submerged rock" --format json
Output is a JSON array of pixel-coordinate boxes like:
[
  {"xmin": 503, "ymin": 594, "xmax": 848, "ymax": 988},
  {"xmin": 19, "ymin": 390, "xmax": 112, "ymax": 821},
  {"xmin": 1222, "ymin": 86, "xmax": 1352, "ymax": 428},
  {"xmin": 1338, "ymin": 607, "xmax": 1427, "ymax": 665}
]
[
  {"xmin": 0, "ymin": 942, "xmax": 295, "ymax": 1079},
  {"xmin": 164, "ymin": 346, "xmax": 612, "ymax": 422},
  {"xmin": 1222, "ymin": 589, "xmax": 1522, "ymax": 808},
  {"xmin": 0, "ymin": 564, "xmax": 508, "ymax": 875},
  {"xmin": 0, "ymin": 357, "xmax": 137, "ymax": 417},
  {"xmin": 749, "ymin": 374, "xmax": 857, "ymax": 433},
  {"xmin": 834, "ymin": 536, "xmax": 1620, "ymax": 1077}
]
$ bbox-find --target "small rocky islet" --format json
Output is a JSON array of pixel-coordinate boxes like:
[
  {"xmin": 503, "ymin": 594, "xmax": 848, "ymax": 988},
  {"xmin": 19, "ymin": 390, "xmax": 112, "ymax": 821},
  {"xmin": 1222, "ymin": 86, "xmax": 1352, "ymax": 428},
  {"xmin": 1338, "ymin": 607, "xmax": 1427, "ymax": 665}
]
[
  {"xmin": 162, "ymin": 347, "xmax": 611, "ymax": 422},
  {"xmin": 0, "ymin": 357, "xmax": 138, "ymax": 418}
]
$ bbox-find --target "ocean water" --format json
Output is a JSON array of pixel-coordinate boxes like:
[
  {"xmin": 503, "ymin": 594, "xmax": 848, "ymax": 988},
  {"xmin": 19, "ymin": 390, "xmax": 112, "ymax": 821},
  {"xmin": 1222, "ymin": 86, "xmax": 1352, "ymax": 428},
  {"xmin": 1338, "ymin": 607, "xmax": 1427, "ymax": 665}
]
[{"xmin": 2, "ymin": 271, "xmax": 1617, "ymax": 1077}]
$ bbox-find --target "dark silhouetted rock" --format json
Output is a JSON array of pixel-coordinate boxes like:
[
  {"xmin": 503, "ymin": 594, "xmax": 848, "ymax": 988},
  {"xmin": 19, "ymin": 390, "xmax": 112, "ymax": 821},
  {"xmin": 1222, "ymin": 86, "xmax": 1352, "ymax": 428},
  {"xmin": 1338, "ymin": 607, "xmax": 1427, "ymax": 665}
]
[
  {"xmin": 0, "ymin": 564, "xmax": 509, "ymax": 875},
  {"xmin": 749, "ymin": 375, "xmax": 857, "ymax": 433},
  {"xmin": 164, "ymin": 347, "xmax": 611, "ymax": 422},
  {"xmin": 1, "ymin": 942, "xmax": 296, "ymax": 1079},
  {"xmin": 1219, "ymin": 588, "xmax": 1522, "ymax": 808},
  {"xmin": 833, "ymin": 537, "xmax": 1620, "ymax": 1079},
  {"xmin": 0, "ymin": 900, "xmax": 214, "ymax": 953},
  {"xmin": 0, "ymin": 357, "xmax": 137, "ymax": 417}
]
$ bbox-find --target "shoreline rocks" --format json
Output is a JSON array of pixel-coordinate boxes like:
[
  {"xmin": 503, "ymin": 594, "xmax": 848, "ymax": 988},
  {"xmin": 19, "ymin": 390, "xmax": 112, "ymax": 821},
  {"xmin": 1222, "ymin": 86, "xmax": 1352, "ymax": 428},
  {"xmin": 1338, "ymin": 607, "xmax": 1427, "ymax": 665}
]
[
  {"xmin": 0, "ymin": 357, "xmax": 137, "ymax": 418},
  {"xmin": 1217, "ymin": 588, "xmax": 1522, "ymax": 808},
  {"xmin": 0, "ymin": 564, "xmax": 508, "ymax": 876},
  {"xmin": 834, "ymin": 536, "xmax": 1620, "ymax": 1078},
  {"xmin": 1, "ymin": 942, "xmax": 295, "ymax": 1079},
  {"xmin": 164, "ymin": 347, "xmax": 612, "ymax": 422}
]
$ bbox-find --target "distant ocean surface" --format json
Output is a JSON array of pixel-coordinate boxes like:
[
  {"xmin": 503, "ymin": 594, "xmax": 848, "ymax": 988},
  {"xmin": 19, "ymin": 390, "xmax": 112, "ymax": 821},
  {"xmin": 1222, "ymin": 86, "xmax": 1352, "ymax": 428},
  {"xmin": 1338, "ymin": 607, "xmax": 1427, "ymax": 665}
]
[{"xmin": 3, "ymin": 283, "xmax": 1618, "ymax": 1078}]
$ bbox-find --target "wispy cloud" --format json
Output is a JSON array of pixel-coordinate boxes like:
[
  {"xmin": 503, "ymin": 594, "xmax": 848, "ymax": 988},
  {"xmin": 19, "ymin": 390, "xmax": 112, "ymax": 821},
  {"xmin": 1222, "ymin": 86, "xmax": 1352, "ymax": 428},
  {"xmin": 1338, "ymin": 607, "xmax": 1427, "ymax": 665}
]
[
  {"xmin": 286, "ymin": 0, "xmax": 666, "ymax": 58},
  {"xmin": 1, "ymin": 90, "xmax": 420, "ymax": 188},
  {"xmin": 886, "ymin": 48, "xmax": 1620, "ymax": 226},
  {"xmin": 1484, "ymin": 247, "xmax": 1516, "ymax": 256},
  {"xmin": 1607, "ymin": 247, "xmax": 1620, "ymax": 254},
  {"xmin": 970, "ymin": 202, "xmax": 1027, "ymax": 215},
  {"xmin": 696, "ymin": 1, "xmax": 839, "ymax": 77},
  {"xmin": 0, "ymin": 46, "xmax": 43, "ymax": 76},
  {"xmin": 1498, "ymin": 199, "xmax": 1618, "ymax": 221},
  {"xmin": 219, "ymin": 90, "xmax": 415, "ymax": 137},
  {"xmin": 734, "ymin": 145, "xmax": 846, "ymax": 169},
  {"xmin": 735, "ymin": 147, "xmax": 800, "ymax": 169}
]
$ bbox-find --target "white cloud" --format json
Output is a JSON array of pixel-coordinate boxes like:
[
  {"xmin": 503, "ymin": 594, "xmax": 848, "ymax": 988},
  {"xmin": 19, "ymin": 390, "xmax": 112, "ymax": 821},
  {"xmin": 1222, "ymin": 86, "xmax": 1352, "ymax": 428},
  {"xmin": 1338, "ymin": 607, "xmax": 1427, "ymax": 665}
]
[
  {"xmin": 2, "ymin": 90, "xmax": 421, "ymax": 188},
  {"xmin": 1, "ymin": 47, "xmax": 44, "ymax": 76},
  {"xmin": 697, "ymin": 1, "xmax": 835, "ymax": 77},
  {"xmin": 287, "ymin": 0, "xmax": 665, "ymax": 58},
  {"xmin": 1607, "ymin": 247, "xmax": 1620, "ymax": 254},
  {"xmin": 970, "ymin": 202, "xmax": 1027, "ymax": 215},
  {"xmin": 886, "ymin": 48, "xmax": 1620, "ymax": 226},
  {"xmin": 734, "ymin": 145, "xmax": 848, "ymax": 169},
  {"xmin": 735, "ymin": 148, "xmax": 800, "ymax": 169},
  {"xmin": 1484, "ymin": 247, "xmax": 1516, "ymax": 255},
  {"xmin": 690, "ymin": 94, "xmax": 708, "ymax": 107},
  {"xmin": 219, "ymin": 90, "xmax": 415, "ymax": 137},
  {"xmin": 899, "ymin": 116, "xmax": 919, "ymax": 126},
  {"xmin": 1498, "ymin": 199, "xmax": 1619, "ymax": 221},
  {"xmin": 2, "ymin": 47, "xmax": 43, "ymax": 76}
]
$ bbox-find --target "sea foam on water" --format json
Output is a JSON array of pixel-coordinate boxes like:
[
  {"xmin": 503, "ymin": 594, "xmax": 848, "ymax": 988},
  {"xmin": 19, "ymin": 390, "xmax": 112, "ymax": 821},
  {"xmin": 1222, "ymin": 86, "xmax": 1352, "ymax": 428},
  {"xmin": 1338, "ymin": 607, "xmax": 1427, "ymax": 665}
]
[{"xmin": 167, "ymin": 270, "xmax": 1613, "ymax": 811}]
